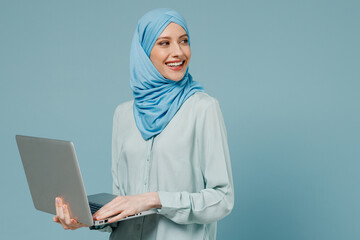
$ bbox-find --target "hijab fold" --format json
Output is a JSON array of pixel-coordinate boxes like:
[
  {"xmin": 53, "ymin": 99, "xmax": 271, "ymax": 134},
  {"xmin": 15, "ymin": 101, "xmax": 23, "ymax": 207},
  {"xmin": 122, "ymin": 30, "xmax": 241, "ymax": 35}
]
[{"xmin": 130, "ymin": 8, "xmax": 204, "ymax": 140}]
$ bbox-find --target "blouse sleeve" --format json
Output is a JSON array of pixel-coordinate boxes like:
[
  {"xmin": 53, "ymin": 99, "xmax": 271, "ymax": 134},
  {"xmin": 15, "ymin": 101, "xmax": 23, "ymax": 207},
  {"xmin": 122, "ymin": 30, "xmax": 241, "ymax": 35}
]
[
  {"xmin": 157, "ymin": 98, "xmax": 234, "ymax": 224},
  {"xmin": 112, "ymin": 107, "xmax": 121, "ymax": 196}
]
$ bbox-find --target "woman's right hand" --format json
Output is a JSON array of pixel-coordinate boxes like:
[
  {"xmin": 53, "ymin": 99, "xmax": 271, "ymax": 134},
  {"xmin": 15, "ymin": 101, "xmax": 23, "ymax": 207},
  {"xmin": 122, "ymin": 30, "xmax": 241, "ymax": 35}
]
[{"xmin": 53, "ymin": 197, "xmax": 89, "ymax": 230}]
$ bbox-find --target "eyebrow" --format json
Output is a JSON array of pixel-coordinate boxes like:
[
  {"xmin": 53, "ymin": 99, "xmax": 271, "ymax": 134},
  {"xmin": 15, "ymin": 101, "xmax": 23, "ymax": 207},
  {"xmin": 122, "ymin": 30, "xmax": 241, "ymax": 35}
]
[{"xmin": 156, "ymin": 34, "xmax": 188, "ymax": 41}]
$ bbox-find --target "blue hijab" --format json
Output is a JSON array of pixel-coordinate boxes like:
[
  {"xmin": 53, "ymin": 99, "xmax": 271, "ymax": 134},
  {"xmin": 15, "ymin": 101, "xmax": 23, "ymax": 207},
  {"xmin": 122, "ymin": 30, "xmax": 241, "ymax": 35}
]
[{"xmin": 130, "ymin": 9, "xmax": 204, "ymax": 140}]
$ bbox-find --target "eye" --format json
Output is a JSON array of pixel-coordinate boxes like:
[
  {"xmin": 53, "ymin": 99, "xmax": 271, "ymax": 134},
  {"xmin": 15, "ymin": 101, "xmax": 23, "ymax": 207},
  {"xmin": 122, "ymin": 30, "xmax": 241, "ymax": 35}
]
[
  {"xmin": 158, "ymin": 41, "xmax": 169, "ymax": 46},
  {"xmin": 180, "ymin": 39, "xmax": 189, "ymax": 44}
]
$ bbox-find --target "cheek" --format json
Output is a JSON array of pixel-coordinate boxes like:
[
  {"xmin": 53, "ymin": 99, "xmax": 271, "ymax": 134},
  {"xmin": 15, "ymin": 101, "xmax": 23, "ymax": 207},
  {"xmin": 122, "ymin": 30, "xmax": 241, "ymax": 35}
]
[
  {"xmin": 150, "ymin": 48, "xmax": 167, "ymax": 66},
  {"xmin": 185, "ymin": 47, "xmax": 191, "ymax": 60}
]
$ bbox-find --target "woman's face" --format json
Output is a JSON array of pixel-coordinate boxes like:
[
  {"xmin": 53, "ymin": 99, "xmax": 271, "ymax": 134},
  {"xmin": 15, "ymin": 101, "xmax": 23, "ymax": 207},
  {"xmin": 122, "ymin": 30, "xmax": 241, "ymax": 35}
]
[{"xmin": 150, "ymin": 23, "xmax": 191, "ymax": 81}]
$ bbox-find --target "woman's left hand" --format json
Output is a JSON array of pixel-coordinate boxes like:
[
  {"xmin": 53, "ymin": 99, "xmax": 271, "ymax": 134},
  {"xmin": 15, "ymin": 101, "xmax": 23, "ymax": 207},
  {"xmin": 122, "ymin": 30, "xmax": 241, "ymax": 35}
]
[{"xmin": 92, "ymin": 192, "xmax": 161, "ymax": 223}]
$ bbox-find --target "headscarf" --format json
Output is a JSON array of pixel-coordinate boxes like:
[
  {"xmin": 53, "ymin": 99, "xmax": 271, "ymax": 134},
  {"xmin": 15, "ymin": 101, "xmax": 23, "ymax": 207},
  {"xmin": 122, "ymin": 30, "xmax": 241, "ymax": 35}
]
[{"xmin": 130, "ymin": 8, "xmax": 204, "ymax": 140}]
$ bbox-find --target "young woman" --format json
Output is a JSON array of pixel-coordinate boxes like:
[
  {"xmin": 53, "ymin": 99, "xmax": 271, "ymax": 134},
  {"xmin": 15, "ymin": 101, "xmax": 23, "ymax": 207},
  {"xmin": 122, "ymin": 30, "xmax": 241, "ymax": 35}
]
[{"xmin": 54, "ymin": 8, "xmax": 234, "ymax": 240}]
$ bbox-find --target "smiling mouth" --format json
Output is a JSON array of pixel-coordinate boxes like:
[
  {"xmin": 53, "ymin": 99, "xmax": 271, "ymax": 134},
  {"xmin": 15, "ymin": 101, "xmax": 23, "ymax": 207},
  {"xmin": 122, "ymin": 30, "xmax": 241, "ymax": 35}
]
[{"xmin": 166, "ymin": 60, "xmax": 185, "ymax": 67}]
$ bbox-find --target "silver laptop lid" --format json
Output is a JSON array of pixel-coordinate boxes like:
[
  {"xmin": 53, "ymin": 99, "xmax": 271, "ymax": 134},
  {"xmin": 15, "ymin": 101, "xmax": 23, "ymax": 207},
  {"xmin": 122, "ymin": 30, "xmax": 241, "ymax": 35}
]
[{"xmin": 16, "ymin": 135, "xmax": 94, "ymax": 225}]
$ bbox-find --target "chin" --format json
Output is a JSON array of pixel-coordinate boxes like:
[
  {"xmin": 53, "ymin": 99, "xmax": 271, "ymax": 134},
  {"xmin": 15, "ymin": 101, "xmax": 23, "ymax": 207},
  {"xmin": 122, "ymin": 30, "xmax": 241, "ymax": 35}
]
[{"xmin": 166, "ymin": 73, "xmax": 186, "ymax": 81}]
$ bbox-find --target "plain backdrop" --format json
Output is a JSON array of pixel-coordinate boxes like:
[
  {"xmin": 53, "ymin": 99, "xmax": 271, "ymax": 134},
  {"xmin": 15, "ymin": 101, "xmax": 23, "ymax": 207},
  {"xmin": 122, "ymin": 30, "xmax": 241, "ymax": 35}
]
[{"xmin": 1, "ymin": 0, "xmax": 359, "ymax": 239}]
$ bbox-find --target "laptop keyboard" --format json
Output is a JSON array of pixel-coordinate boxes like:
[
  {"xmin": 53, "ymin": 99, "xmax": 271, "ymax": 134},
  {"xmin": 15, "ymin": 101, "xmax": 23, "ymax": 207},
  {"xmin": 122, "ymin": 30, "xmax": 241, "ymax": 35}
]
[{"xmin": 89, "ymin": 202, "xmax": 102, "ymax": 214}]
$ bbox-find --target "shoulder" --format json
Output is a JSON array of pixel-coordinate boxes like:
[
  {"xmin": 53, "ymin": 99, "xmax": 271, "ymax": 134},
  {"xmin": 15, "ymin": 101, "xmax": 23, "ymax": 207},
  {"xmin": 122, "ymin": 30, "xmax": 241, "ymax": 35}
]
[
  {"xmin": 186, "ymin": 92, "xmax": 221, "ymax": 112},
  {"xmin": 113, "ymin": 100, "xmax": 135, "ymax": 128},
  {"xmin": 114, "ymin": 100, "xmax": 134, "ymax": 117}
]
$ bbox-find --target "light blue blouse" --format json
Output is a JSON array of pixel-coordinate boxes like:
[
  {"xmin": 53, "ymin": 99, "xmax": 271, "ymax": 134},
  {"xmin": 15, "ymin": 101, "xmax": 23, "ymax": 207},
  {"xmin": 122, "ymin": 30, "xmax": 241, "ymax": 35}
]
[{"xmin": 105, "ymin": 92, "xmax": 234, "ymax": 240}]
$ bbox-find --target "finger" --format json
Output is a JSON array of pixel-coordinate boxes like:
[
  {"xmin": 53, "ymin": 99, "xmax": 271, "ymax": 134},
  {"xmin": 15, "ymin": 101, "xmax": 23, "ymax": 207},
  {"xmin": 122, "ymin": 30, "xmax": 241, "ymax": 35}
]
[
  {"xmin": 69, "ymin": 219, "xmax": 78, "ymax": 230},
  {"xmin": 57, "ymin": 198, "xmax": 65, "ymax": 222},
  {"xmin": 55, "ymin": 197, "xmax": 61, "ymax": 217},
  {"xmin": 63, "ymin": 204, "xmax": 72, "ymax": 225},
  {"xmin": 95, "ymin": 204, "xmax": 125, "ymax": 220},
  {"xmin": 108, "ymin": 210, "xmax": 130, "ymax": 223},
  {"xmin": 70, "ymin": 219, "xmax": 79, "ymax": 226},
  {"xmin": 64, "ymin": 219, "xmax": 88, "ymax": 230},
  {"xmin": 71, "ymin": 219, "xmax": 89, "ymax": 229},
  {"xmin": 93, "ymin": 197, "xmax": 121, "ymax": 216},
  {"xmin": 95, "ymin": 208, "xmax": 123, "ymax": 221},
  {"xmin": 53, "ymin": 215, "xmax": 60, "ymax": 223},
  {"xmin": 56, "ymin": 198, "xmax": 72, "ymax": 230},
  {"xmin": 94, "ymin": 197, "xmax": 124, "ymax": 220}
]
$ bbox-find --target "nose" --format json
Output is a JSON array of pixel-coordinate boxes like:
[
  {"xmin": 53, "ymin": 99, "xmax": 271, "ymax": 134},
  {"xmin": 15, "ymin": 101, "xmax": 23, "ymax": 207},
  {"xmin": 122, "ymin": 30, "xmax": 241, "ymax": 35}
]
[{"xmin": 170, "ymin": 42, "xmax": 184, "ymax": 58}]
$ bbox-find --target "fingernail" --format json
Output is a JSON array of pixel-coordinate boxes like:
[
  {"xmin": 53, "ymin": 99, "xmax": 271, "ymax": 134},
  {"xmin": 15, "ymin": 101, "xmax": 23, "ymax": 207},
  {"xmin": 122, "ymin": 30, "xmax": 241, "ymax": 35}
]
[
  {"xmin": 63, "ymin": 205, "xmax": 66, "ymax": 210},
  {"xmin": 56, "ymin": 198, "xmax": 60, "ymax": 203}
]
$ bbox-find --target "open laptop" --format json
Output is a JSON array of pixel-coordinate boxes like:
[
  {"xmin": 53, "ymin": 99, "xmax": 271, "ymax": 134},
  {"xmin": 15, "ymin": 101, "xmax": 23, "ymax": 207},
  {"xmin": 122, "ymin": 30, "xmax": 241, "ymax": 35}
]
[{"xmin": 16, "ymin": 135, "xmax": 157, "ymax": 226}]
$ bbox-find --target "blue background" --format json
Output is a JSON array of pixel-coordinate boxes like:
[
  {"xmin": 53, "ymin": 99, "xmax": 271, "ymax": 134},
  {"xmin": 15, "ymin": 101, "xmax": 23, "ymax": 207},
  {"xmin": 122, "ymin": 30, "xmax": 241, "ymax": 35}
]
[{"xmin": 1, "ymin": 0, "xmax": 359, "ymax": 239}]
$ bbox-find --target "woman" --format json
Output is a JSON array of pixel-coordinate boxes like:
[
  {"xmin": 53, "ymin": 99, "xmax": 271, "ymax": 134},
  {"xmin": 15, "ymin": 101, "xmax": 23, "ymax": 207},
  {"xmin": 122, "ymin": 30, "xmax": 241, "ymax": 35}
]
[{"xmin": 54, "ymin": 8, "xmax": 234, "ymax": 239}]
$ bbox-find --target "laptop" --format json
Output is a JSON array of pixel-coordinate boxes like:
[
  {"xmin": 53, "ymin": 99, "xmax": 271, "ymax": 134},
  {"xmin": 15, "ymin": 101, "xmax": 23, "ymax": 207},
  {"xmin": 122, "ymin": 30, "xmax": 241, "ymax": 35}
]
[{"xmin": 16, "ymin": 135, "xmax": 157, "ymax": 226}]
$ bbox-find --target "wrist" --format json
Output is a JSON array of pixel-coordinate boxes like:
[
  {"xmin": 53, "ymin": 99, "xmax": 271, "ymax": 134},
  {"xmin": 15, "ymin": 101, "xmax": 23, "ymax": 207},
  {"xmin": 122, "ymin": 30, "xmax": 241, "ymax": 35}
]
[{"xmin": 147, "ymin": 192, "xmax": 162, "ymax": 209}]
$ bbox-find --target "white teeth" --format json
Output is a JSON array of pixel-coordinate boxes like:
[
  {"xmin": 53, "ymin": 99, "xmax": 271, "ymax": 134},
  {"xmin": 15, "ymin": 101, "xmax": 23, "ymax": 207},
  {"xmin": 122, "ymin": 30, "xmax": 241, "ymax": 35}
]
[{"xmin": 166, "ymin": 61, "xmax": 183, "ymax": 67}]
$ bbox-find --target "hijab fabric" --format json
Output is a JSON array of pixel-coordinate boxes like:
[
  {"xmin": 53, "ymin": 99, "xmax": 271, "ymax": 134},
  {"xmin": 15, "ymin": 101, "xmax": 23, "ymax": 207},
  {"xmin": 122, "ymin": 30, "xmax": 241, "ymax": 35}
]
[{"xmin": 130, "ymin": 9, "xmax": 204, "ymax": 140}]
